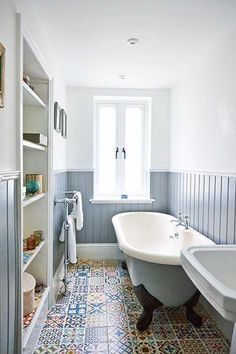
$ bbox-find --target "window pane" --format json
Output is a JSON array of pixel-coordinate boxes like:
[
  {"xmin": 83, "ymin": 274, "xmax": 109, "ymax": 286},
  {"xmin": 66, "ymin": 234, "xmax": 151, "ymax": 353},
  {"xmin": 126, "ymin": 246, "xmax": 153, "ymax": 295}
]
[
  {"xmin": 97, "ymin": 106, "xmax": 117, "ymax": 195},
  {"xmin": 124, "ymin": 106, "xmax": 144, "ymax": 195}
]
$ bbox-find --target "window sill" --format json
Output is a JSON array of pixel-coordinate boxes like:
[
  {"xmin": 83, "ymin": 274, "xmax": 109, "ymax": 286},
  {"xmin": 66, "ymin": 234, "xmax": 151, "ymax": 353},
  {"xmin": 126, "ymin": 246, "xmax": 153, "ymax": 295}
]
[{"xmin": 89, "ymin": 197, "xmax": 155, "ymax": 204}]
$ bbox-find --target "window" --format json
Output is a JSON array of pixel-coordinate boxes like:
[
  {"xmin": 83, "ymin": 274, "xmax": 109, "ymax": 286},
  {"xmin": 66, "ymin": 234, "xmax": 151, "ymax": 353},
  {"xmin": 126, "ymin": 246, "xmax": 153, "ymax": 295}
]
[{"xmin": 93, "ymin": 96, "xmax": 151, "ymax": 201}]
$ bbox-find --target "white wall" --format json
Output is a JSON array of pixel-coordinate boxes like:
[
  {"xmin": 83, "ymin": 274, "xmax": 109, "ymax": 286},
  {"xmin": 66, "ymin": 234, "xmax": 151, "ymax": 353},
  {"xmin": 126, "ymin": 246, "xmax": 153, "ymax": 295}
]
[
  {"xmin": 67, "ymin": 87, "xmax": 170, "ymax": 170},
  {"xmin": 0, "ymin": 1, "xmax": 17, "ymax": 172},
  {"xmin": 170, "ymin": 26, "xmax": 236, "ymax": 174}
]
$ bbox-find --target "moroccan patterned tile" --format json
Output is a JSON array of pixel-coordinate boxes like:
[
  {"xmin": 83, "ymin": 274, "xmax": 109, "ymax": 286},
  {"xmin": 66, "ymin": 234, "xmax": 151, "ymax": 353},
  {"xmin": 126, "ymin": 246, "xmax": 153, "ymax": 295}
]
[
  {"xmin": 59, "ymin": 346, "xmax": 83, "ymax": 354},
  {"xmin": 70, "ymin": 293, "xmax": 87, "ymax": 303},
  {"xmin": 152, "ymin": 325, "xmax": 177, "ymax": 341},
  {"xmin": 108, "ymin": 326, "xmax": 129, "ymax": 342},
  {"xmin": 108, "ymin": 340, "xmax": 133, "ymax": 353},
  {"xmin": 34, "ymin": 344, "xmax": 59, "ymax": 353},
  {"xmin": 203, "ymin": 338, "xmax": 230, "ymax": 353},
  {"xmin": 87, "ymin": 292, "xmax": 106, "ymax": 304},
  {"xmin": 129, "ymin": 328, "xmax": 155, "ymax": 343},
  {"xmin": 91, "ymin": 260, "xmax": 104, "ymax": 267},
  {"xmin": 89, "ymin": 277, "xmax": 104, "ymax": 286},
  {"xmin": 125, "ymin": 300, "xmax": 142, "ymax": 314},
  {"xmin": 195, "ymin": 320, "xmax": 223, "ymax": 339},
  {"xmin": 76, "ymin": 268, "xmax": 90, "ymax": 277},
  {"xmin": 105, "ymin": 276, "xmax": 120, "ymax": 285},
  {"xmin": 172, "ymin": 324, "xmax": 199, "ymax": 339},
  {"xmin": 164, "ymin": 307, "xmax": 185, "ymax": 316},
  {"xmin": 57, "ymin": 292, "xmax": 72, "ymax": 305},
  {"xmin": 104, "ymin": 283, "xmax": 122, "ymax": 294},
  {"xmin": 73, "ymin": 285, "xmax": 88, "ymax": 293},
  {"xmin": 86, "ymin": 314, "xmax": 107, "ymax": 327},
  {"xmin": 106, "ymin": 292, "xmax": 123, "ymax": 303},
  {"xmin": 107, "ymin": 301, "xmax": 125, "ymax": 313},
  {"xmin": 74, "ymin": 276, "xmax": 88, "ymax": 286},
  {"xmin": 178, "ymin": 339, "xmax": 208, "ymax": 353},
  {"xmin": 68, "ymin": 303, "xmax": 87, "ymax": 316},
  {"xmin": 60, "ymin": 327, "xmax": 85, "ymax": 347},
  {"xmin": 65, "ymin": 315, "xmax": 86, "ymax": 328},
  {"xmin": 89, "ymin": 285, "xmax": 105, "ymax": 293},
  {"xmin": 84, "ymin": 342, "xmax": 109, "ymax": 353},
  {"xmin": 151, "ymin": 308, "xmax": 170, "ymax": 326},
  {"xmin": 120, "ymin": 277, "xmax": 132, "ymax": 286},
  {"xmin": 78, "ymin": 258, "xmax": 93, "ymax": 266},
  {"xmin": 122, "ymin": 290, "xmax": 137, "ymax": 302},
  {"xmin": 107, "ymin": 312, "xmax": 128, "ymax": 327},
  {"xmin": 165, "ymin": 308, "xmax": 189, "ymax": 324},
  {"xmin": 85, "ymin": 327, "xmax": 108, "ymax": 344},
  {"xmin": 38, "ymin": 325, "xmax": 63, "ymax": 346},
  {"xmin": 156, "ymin": 340, "xmax": 182, "ymax": 354},
  {"xmin": 49, "ymin": 305, "xmax": 67, "ymax": 317},
  {"xmin": 126, "ymin": 311, "xmax": 141, "ymax": 327},
  {"xmin": 91, "ymin": 269, "xmax": 104, "ymax": 277},
  {"xmin": 105, "ymin": 270, "xmax": 118, "ymax": 277},
  {"xmin": 46, "ymin": 315, "xmax": 65, "ymax": 328},
  {"xmin": 35, "ymin": 259, "xmax": 229, "ymax": 353},
  {"xmin": 133, "ymin": 341, "xmax": 157, "ymax": 353},
  {"xmin": 87, "ymin": 303, "xmax": 106, "ymax": 315}
]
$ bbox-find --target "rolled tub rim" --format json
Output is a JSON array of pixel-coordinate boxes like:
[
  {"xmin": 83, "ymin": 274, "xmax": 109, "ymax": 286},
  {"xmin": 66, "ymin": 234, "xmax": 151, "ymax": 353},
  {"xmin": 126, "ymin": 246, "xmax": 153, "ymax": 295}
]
[{"xmin": 112, "ymin": 211, "xmax": 215, "ymax": 266}]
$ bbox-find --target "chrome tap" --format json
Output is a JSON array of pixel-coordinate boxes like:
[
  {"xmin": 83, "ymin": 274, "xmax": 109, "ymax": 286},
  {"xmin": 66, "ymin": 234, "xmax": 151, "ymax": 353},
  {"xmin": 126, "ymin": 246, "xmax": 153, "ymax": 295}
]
[{"xmin": 171, "ymin": 212, "xmax": 189, "ymax": 229}]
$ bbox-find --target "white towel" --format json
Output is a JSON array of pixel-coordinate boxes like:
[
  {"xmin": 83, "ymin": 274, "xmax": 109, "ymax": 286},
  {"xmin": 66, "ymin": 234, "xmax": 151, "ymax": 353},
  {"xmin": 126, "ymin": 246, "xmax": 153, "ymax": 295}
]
[
  {"xmin": 71, "ymin": 192, "xmax": 84, "ymax": 231},
  {"xmin": 59, "ymin": 215, "xmax": 77, "ymax": 264}
]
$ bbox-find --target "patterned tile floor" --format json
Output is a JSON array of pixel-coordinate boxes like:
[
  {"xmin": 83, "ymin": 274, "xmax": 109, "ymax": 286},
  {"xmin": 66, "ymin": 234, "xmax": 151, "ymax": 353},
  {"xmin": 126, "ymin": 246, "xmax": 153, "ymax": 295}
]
[{"xmin": 34, "ymin": 259, "xmax": 230, "ymax": 353}]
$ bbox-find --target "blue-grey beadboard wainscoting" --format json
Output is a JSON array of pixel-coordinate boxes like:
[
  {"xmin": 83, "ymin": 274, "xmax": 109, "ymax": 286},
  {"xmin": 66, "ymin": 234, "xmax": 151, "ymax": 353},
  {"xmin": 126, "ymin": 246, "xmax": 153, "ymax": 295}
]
[
  {"xmin": 168, "ymin": 172, "xmax": 236, "ymax": 245},
  {"xmin": 68, "ymin": 171, "xmax": 168, "ymax": 243},
  {"xmin": 53, "ymin": 171, "xmax": 68, "ymax": 274},
  {"xmin": 0, "ymin": 172, "xmax": 21, "ymax": 354}
]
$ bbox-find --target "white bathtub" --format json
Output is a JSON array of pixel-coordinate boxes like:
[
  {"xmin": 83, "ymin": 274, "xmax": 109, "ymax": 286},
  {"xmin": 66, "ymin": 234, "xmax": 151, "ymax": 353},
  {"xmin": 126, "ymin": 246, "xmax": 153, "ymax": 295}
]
[{"xmin": 112, "ymin": 212, "xmax": 215, "ymax": 330}]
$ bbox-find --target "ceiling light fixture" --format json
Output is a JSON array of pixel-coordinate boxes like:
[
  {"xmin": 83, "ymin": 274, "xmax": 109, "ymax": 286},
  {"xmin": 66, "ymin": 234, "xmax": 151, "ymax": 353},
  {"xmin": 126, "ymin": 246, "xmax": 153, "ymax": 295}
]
[
  {"xmin": 127, "ymin": 38, "xmax": 139, "ymax": 45},
  {"xmin": 118, "ymin": 75, "xmax": 126, "ymax": 80}
]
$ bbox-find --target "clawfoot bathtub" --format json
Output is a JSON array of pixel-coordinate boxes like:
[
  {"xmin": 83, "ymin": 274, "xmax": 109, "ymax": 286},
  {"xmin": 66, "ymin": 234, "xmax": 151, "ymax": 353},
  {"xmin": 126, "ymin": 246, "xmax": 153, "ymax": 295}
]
[{"xmin": 112, "ymin": 212, "xmax": 215, "ymax": 331}]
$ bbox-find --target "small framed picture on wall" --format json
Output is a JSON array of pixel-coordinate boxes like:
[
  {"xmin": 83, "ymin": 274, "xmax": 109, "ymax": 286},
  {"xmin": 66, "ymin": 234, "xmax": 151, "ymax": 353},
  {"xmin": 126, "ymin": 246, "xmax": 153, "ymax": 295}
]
[
  {"xmin": 61, "ymin": 109, "xmax": 67, "ymax": 138},
  {"xmin": 0, "ymin": 43, "xmax": 5, "ymax": 108}
]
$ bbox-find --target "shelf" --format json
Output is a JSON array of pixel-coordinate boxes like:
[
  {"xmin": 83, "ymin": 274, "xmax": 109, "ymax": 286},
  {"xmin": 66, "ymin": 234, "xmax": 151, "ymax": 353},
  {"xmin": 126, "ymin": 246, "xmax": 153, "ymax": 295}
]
[
  {"xmin": 23, "ymin": 241, "xmax": 45, "ymax": 271},
  {"xmin": 23, "ymin": 287, "xmax": 49, "ymax": 349},
  {"xmin": 23, "ymin": 193, "xmax": 45, "ymax": 207},
  {"xmin": 23, "ymin": 139, "xmax": 46, "ymax": 151},
  {"xmin": 23, "ymin": 81, "xmax": 46, "ymax": 108}
]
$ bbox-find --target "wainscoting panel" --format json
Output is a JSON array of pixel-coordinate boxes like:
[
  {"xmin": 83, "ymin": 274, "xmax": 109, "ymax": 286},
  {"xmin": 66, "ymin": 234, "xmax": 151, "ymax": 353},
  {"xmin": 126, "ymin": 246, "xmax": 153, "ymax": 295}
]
[
  {"xmin": 68, "ymin": 171, "xmax": 168, "ymax": 243},
  {"xmin": 168, "ymin": 172, "xmax": 236, "ymax": 244},
  {"xmin": 0, "ymin": 173, "xmax": 20, "ymax": 354},
  {"xmin": 53, "ymin": 171, "xmax": 68, "ymax": 274}
]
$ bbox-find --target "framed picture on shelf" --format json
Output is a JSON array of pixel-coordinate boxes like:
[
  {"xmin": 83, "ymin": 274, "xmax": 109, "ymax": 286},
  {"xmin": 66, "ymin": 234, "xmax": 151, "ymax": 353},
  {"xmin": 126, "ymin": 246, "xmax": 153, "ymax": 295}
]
[
  {"xmin": 54, "ymin": 102, "xmax": 61, "ymax": 132},
  {"xmin": 0, "ymin": 43, "xmax": 5, "ymax": 108},
  {"xmin": 61, "ymin": 109, "xmax": 67, "ymax": 138}
]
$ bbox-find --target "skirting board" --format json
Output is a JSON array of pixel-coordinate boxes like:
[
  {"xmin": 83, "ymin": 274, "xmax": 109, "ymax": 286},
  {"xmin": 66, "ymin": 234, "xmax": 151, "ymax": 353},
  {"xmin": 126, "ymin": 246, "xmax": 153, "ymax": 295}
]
[{"xmin": 76, "ymin": 243, "xmax": 124, "ymax": 260}]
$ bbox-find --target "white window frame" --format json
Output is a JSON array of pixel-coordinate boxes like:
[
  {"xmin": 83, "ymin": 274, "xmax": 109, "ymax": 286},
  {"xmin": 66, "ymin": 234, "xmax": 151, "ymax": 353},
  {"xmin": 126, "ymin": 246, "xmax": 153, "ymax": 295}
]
[{"xmin": 92, "ymin": 96, "xmax": 153, "ymax": 203}]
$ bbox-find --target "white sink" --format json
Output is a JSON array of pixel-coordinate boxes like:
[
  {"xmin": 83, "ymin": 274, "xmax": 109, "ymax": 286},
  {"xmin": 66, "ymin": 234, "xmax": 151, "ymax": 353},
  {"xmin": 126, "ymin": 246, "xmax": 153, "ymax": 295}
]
[{"xmin": 181, "ymin": 245, "xmax": 236, "ymax": 323}]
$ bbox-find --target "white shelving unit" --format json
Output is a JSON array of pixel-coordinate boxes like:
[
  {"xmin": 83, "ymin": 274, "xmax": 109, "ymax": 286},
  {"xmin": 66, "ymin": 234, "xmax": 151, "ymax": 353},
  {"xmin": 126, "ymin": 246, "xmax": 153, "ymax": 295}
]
[
  {"xmin": 23, "ymin": 241, "xmax": 46, "ymax": 272},
  {"xmin": 22, "ymin": 193, "xmax": 45, "ymax": 207},
  {"xmin": 17, "ymin": 15, "xmax": 54, "ymax": 353},
  {"xmin": 23, "ymin": 287, "xmax": 49, "ymax": 348},
  {"xmin": 23, "ymin": 139, "xmax": 46, "ymax": 151},
  {"xmin": 23, "ymin": 80, "xmax": 46, "ymax": 108}
]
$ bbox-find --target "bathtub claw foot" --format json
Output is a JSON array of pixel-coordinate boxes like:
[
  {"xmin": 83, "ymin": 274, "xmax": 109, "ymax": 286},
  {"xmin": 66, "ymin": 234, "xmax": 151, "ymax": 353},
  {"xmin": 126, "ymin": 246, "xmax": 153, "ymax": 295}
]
[
  {"xmin": 184, "ymin": 289, "xmax": 202, "ymax": 327},
  {"xmin": 134, "ymin": 284, "xmax": 163, "ymax": 331},
  {"xmin": 122, "ymin": 261, "xmax": 128, "ymax": 270}
]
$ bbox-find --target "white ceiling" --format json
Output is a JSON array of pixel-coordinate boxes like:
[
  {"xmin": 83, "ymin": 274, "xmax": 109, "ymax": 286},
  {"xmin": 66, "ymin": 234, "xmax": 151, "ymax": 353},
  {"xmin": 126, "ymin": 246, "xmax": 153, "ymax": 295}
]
[{"xmin": 16, "ymin": 0, "xmax": 236, "ymax": 88}]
